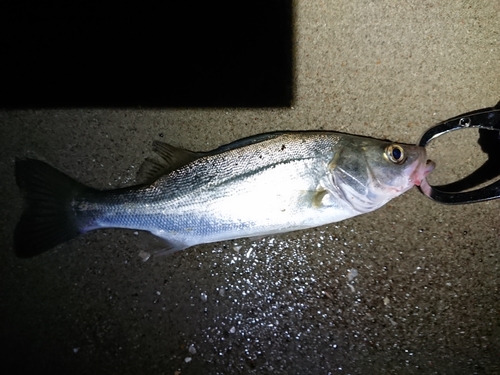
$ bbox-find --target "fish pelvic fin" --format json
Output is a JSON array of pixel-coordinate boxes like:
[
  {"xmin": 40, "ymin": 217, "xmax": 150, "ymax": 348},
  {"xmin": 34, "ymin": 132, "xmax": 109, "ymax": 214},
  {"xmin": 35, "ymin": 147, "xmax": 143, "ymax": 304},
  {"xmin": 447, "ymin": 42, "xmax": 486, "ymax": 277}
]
[{"xmin": 14, "ymin": 158, "xmax": 90, "ymax": 258}]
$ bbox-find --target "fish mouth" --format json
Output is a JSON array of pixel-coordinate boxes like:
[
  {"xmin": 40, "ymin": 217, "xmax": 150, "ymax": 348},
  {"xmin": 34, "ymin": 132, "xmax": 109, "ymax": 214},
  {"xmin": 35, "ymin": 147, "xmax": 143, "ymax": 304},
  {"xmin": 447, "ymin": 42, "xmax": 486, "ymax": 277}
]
[
  {"xmin": 418, "ymin": 176, "xmax": 433, "ymax": 196},
  {"xmin": 410, "ymin": 159, "xmax": 435, "ymax": 187}
]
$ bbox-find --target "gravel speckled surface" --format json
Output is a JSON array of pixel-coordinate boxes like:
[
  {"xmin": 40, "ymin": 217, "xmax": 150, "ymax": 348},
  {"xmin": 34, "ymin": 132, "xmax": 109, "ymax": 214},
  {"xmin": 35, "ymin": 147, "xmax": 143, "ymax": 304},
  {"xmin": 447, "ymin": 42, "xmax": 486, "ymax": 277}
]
[{"xmin": 1, "ymin": 1, "xmax": 499, "ymax": 374}]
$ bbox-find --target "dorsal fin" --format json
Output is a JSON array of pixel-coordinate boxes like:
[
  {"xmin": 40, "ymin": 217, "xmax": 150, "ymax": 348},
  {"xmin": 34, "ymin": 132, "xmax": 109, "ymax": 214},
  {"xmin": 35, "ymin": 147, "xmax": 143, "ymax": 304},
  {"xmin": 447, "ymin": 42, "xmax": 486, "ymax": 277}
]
[
  {"xmin": 138, "ymin": 133, "xmax": 286, "ymax": 183},
  {"xmin": 137, "ymin": 141, "xmax": 202, "ymax": 183}
]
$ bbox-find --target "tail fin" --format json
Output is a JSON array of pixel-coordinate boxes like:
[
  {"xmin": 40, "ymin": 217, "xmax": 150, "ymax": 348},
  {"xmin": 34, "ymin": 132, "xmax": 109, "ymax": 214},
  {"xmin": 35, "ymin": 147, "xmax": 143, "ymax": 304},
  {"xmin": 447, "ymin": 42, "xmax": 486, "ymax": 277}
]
[{"xmin": 14, "ymin": 158, "xmax": 89, "ymax": 258}]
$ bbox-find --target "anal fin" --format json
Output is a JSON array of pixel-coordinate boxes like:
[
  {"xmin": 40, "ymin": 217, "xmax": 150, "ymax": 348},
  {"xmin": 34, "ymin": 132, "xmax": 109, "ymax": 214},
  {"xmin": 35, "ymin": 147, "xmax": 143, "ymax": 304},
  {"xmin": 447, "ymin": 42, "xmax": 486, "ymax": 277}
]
[{"xmin": 149, "ymin": 230, "xmax": 190, "ymax": 257}]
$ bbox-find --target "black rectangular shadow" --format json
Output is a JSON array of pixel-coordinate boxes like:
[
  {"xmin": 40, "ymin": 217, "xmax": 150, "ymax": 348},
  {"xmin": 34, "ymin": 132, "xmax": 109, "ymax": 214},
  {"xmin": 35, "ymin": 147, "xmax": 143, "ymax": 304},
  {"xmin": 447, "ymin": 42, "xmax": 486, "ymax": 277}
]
[{"xmin": 1, "ymin": 2, "xmax": 293, "ymax": 108}]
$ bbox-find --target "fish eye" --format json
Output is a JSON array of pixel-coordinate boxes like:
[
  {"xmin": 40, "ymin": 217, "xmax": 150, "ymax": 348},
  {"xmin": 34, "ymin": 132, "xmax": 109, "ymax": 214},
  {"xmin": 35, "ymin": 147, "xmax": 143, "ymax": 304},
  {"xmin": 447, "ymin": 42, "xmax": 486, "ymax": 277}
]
[{"xmin": 385, "ymin": 144, "xmax": 406, "ymax": 164}]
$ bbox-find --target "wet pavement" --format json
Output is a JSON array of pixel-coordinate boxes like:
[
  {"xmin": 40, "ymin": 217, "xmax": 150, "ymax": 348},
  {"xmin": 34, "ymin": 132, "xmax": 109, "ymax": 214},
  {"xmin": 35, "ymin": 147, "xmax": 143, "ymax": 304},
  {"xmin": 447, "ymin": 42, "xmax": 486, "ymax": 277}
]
[{"xmin": 1, "ymin": 1, "xmax": 499, "ymax": 374}]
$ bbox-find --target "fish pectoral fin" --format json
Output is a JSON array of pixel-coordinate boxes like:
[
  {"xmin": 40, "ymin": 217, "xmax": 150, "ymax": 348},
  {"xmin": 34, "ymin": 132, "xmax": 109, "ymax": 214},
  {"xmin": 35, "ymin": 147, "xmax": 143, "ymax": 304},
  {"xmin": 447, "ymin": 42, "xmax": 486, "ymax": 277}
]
[
  {"xmin": 311, "ymin": 188, "xmax": 329, "ymax": 208},
  {"xmin": 137, "ymin": 141, "xmax": 203, "ymax": 183},
  {"xmin": 300, "ymin": 188, "xmax": 329, "ymax": 209}
]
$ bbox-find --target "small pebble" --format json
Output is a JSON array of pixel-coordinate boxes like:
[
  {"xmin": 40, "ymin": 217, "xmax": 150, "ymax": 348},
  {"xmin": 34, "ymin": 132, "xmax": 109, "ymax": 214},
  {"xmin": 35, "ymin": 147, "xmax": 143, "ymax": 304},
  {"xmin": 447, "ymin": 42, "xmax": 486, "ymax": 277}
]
[
  {"xmin": 138, "ymin": 250, "xmax": 151, "ymax": 262},
  {"xmin": 200, "ymin": 292, "xmax": 208, "ymax": 303},
  {"xmin": 347, "ymin": 268, "xmax": 358, "ymax": 281}
]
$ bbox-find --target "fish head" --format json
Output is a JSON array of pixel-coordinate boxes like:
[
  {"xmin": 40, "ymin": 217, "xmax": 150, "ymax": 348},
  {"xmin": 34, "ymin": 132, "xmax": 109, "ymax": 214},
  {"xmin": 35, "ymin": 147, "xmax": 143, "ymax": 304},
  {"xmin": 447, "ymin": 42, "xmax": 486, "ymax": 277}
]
[{"xmin": 330, "ymin": 138, "xmax": 435, "ymax": 212}]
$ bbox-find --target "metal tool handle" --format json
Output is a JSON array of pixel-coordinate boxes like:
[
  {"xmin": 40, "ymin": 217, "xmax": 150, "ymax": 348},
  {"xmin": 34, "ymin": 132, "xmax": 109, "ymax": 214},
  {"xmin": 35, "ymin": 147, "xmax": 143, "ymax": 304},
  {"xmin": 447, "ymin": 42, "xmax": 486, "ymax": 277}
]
[{"xmin": 417, "ymin": 106, "xmax": 500, "ymax": 204}]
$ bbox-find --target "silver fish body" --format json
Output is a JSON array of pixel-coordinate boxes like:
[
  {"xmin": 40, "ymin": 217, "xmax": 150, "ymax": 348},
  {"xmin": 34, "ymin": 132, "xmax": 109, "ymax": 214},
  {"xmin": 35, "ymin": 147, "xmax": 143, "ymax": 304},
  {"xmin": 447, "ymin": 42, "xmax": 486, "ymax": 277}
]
[{"xmin": 14, "ymin": 131, "xmax": 434, "ymax": 257}]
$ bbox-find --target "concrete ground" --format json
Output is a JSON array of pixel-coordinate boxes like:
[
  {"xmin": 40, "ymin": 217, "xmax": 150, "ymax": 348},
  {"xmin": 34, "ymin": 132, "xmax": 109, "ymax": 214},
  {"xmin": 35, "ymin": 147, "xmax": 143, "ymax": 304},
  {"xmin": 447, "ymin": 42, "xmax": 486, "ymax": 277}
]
[{"xmin": 1, "ymin": 1, "xmax": 499, "ymax": 374}]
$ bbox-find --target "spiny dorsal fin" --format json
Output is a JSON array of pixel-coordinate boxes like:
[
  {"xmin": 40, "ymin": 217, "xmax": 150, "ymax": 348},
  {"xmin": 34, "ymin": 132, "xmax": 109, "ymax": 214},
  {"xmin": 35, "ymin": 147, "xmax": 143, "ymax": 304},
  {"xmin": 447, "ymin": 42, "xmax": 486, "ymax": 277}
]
[
  {"xmin": 137, "ymin": 141, "xmax": 202, "ymax": 183},
  {"xmin": 138, "ymin": 133, "xmax": 287, "ymax": 183},
  {"xmin": 136, "ymin": 158, "xmax": 167, "ymax": 183}
]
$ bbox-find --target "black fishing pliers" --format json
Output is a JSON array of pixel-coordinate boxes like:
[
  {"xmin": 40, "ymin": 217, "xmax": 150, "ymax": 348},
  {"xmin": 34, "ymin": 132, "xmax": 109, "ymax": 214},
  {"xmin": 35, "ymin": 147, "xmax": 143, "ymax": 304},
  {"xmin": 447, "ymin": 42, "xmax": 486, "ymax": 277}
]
[{"xmin": 417, "ymin": 103, "xmax": 500, "ymax": 204}]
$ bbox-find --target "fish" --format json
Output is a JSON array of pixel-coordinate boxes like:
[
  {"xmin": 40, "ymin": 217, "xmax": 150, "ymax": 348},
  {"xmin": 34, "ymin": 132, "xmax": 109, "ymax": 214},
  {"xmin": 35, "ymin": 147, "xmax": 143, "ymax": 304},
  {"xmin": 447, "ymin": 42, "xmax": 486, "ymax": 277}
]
[{"xmin": 14, "ymin": 131, "xmax": 435, "ymax": 258}]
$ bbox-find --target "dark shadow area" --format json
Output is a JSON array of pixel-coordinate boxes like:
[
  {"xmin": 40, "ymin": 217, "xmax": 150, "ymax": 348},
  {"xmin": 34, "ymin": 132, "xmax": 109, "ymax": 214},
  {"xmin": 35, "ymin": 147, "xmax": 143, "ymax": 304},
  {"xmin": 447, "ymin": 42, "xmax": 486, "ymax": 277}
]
[{"xmin": 0, "ymin": 2, "xmax": 293, "ymax": 108}]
